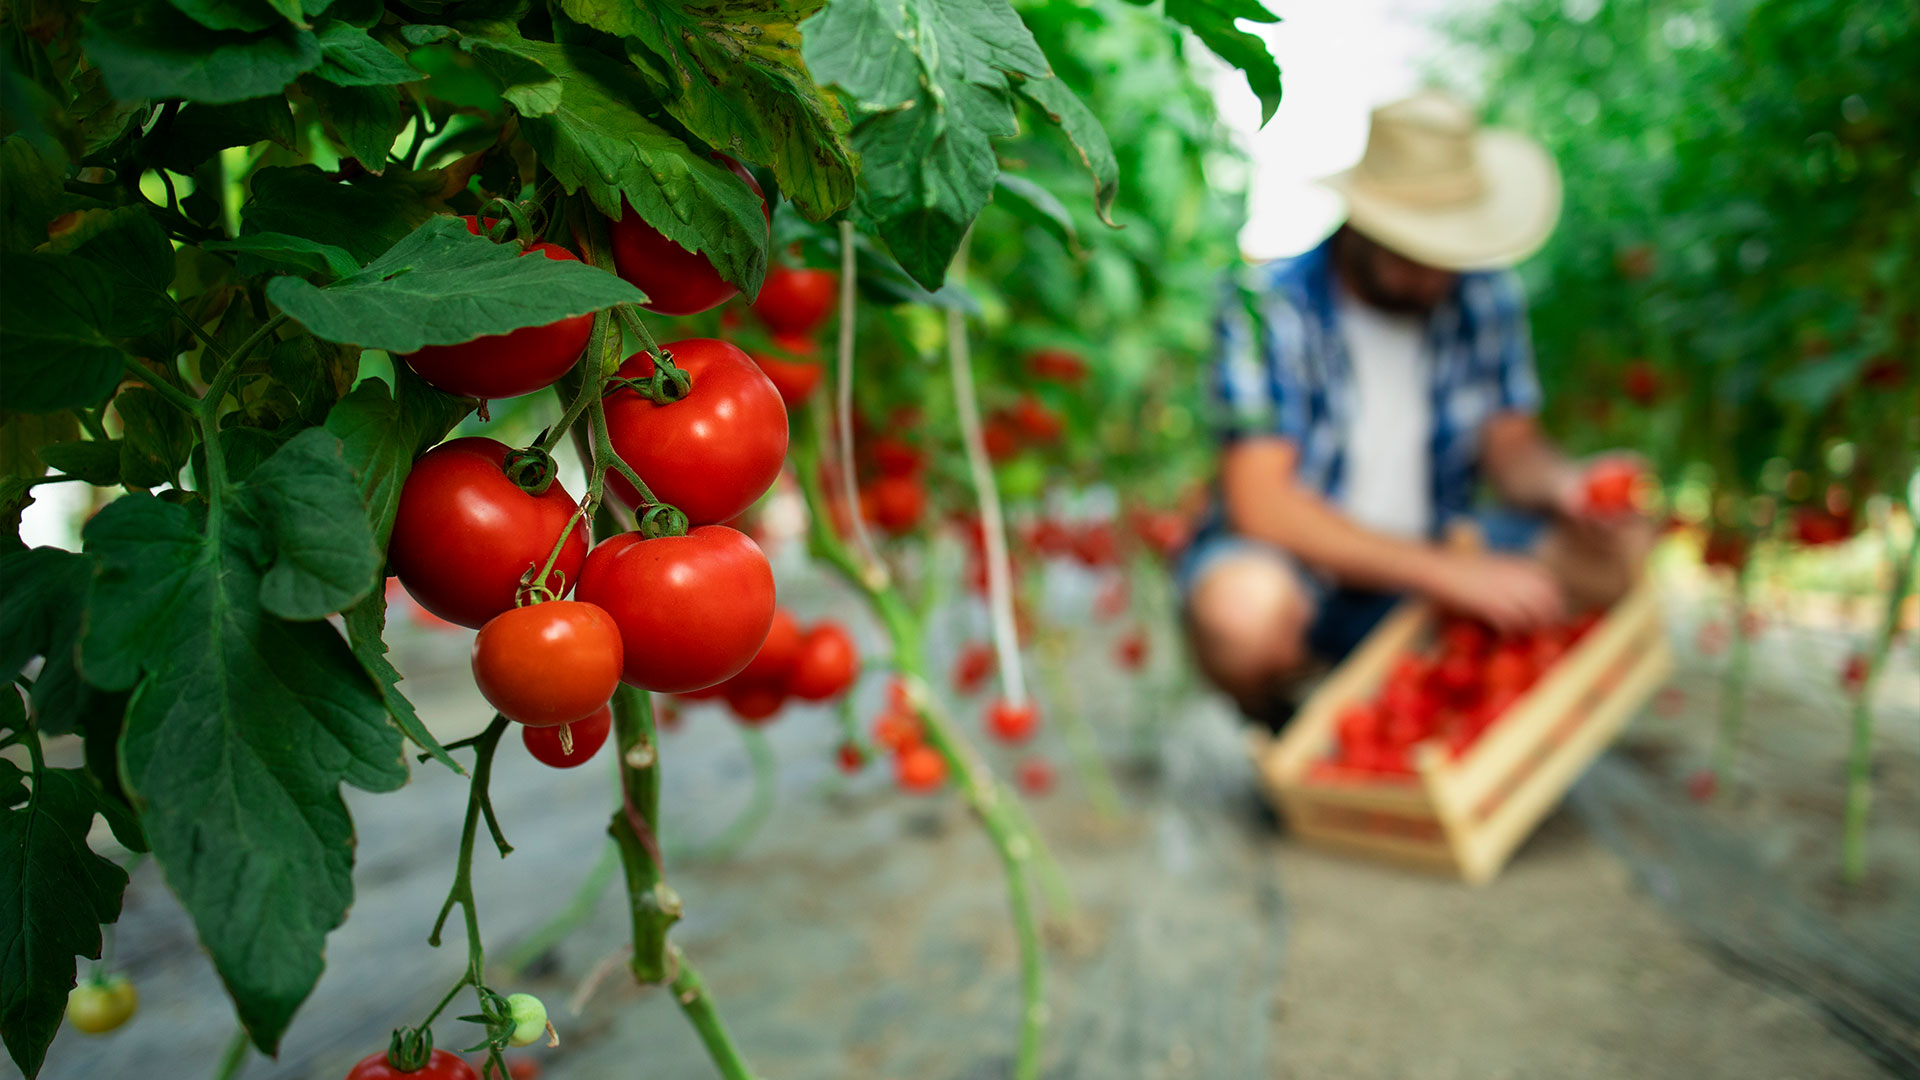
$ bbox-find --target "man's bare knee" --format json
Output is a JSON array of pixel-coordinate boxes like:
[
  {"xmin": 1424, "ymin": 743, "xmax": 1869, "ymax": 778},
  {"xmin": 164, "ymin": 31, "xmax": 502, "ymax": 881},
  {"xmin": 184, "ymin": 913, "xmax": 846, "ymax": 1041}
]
[{"xmin": 1185, "ymin": 555, "xmax": 1312, "ymax": 699}]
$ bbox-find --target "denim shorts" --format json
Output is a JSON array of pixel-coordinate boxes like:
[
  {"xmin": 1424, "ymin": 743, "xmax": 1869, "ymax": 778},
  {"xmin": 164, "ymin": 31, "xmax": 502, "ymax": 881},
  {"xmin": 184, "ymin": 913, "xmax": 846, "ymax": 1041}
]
[{"xmin": 1174, "ymin": 508, "xmax": 1546, "ymax": 663}]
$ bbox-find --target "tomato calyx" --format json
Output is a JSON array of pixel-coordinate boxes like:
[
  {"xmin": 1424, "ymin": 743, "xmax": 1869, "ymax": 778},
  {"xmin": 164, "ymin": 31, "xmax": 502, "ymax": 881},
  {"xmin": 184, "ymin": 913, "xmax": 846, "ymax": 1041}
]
[
  {"xmin": 472, "ymin": 198, "xmax": 540, "ymax": 250},
  {"xmin": 605, "ymin": 348, "xmax": 694, "ymax": 405},
  {"xmin": 384, "ymin": 1024, "xmax": 438, "ymax": 1072},
  {"xmin": 638, "ymin": 504, "xmax": 690, "ymax": 540},
  {"xmin": 502, "ymin": 445, "xmax": 558, "ymax": 497}
]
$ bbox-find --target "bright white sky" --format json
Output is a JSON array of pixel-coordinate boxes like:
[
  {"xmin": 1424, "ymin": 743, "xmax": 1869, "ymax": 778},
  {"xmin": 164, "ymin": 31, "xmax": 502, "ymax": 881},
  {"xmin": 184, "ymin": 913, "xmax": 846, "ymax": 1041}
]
[{"xmin": 1211, "ymin": 0, "xmax": 1461, "ymax": 261}]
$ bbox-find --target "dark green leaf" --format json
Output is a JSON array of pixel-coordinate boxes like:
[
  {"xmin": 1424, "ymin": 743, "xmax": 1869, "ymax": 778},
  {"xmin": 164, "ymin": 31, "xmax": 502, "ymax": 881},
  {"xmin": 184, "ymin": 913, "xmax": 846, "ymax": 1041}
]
[
  {"xmin": 35, "ymin": 440, "xmax": 123, "ymax": 486},
  {"xmin": 993, "ymin": 172, "xmax": 1079, "ymax": 250},
  {"xmin": 234, "ymin": 427, "xmax": 382, "ymax": 618},
  {"xmin": 169, "ymin": 0, "xmax": 289, "ymax": 33},
  {"xmin": 491, "ymin": 36, "xmax": 769, "ymax": 295},
  {"xmin": 323, "ymin": 372, "xmax": 471, "ymax": 550},
  {"xmin": 268, "ymin": 332, "xmax": 360, "ymax": 424},
  {"xmin": 79, "ymin": 470, "xmax": 403, "ymax": 1051},
  {"xmin": 0, "ymin": 761, "xmax": 131, "ymax": 1079},
  {"xmin": 305, "ymin": 78, "xmax": 405, "ymax": 170},
  {"xmin": 0, "ymin": 412, "xmax": 79, "ymax": 481},
  {"xmin": 1, "ymin": 57, "xmax": 79, "ymax": 168},
  {"xmin": 561, "ymin": 0, "xmax": 855, "ymax": 220},
  {"xmin": 0, "ymin": 254, "xmax": 125, "ymax": 412},
  {"xmin": 343, "ymin": 589, "xmax": 462, "ymax": 774},
  {"xmin": 0, "ymin": 138, "xmax": 68, "ymax": 253},
  {"xmin": 147, "ymin": 96, "xmax": 297, "ymax": 174},
  {"xmin": 458, "ymin": 37, "xmax": 561, "ymax": 115},
  {"xmin": 268, "ymin": 215, "xmax": 644, "ymax": 351},
  {"xmin": 84, "ymin": 0, "xmax": 322, "ymax": 106},
  {"xmin": 206, "ymin": 231, "xmax": 362, "ymax": 281},
  {"xmin": 0, "ymin": 547, "xmax": 92, "ymax": 734},
  {"xmin": 70, "ymin": 69, "xmax": 154, "ymax": 160},
  {"xmin": 115, "ymin": 389, "xmax": 195, "ymax": 489},
  {"xmin": 240, "ymin": 164, "xmax": 439, "ymax": 263},
  {"xmin": 313, "ymin": 21, "xmax": 420, "ymax": 86},
  {"xmin": 1015, "ymin": 75, "xmax": 1119, "ymax": 226},
  {"xmin": 48, "ymin": 208, "xmax": 178, "ymax": 336},
  {"xmin": 0, "ymin": 479, "xmax": 31, "ymax": 554},
  {"xmin": 1153, "ymin": 0, "xmax": 1280, "ymax": 125},
  {"xmin": 803, "ymin": 0, "xmax": 1048, "ymax": 288}
]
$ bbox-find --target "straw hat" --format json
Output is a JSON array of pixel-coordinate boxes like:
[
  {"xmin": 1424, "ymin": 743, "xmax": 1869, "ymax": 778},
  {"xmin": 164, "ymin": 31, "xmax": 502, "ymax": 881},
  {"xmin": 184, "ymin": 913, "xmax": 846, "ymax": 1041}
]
[{"xmin": 1320, "ymin": 91, "xmax": 1562, "ymax": 271}]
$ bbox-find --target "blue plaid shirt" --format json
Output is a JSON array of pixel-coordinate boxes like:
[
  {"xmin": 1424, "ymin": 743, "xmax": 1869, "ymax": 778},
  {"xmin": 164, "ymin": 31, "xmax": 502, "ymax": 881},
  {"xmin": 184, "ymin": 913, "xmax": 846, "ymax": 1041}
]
[{"xmin": 1210, "ymin": 234, "xmax": 1542, "ymax": 535}]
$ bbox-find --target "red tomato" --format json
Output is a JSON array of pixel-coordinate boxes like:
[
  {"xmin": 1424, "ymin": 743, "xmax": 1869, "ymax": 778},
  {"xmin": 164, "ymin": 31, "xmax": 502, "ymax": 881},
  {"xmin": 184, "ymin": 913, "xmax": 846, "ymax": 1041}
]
[
  {"xmin": 1702, "ymin": 529, "xmax": 1747, "ymax": 572},
  {"xmin": 869, "ymin": 435, "xmax": 924, "ymax": 477},
  {"xmin": 472, "ymin": 601, "xmax": 623, "ymax": 726},
  {"xmin": 1582, "ymin": 459, "xmax": 1640, "ymax": 515},
  {"xmin": 724, "ymin": 680, "xmax": 786, "ymax": 724},
  {"xmin": 402, "ymin": 218, "xmax": 593, "ymax": 400},
  {"xmin": 1115, "ymin": 629, "xmax": 1148, "ymax": 671},
  {"xmin": 734, "ymin": 607, "xmax": 802, "ymax": 686},
  {"xmin": 1622, "ymin": 359, "xmax": 1661, "ymax": 405},
  {"xmin": 750, "ymin": 265, "xmax": 838, "ymax": 336},
  {"xmin": 1009, "ymin": 395, "xmax": 1063, "ymax": 443},
  {"xmin": 604, "ymin": 339, "xmax": 788, "ymax": 525},
  {"xmin": 1434, "ymin": 653, "xmax": 1478, "ymax": 698},
  {"xmin": 523, "ymin": 703, "xmax": 611, "ymax": 768},
  {"xmin": 1335, "ymin": 702, "xmax": 1382, "ymax": 747},
  {"xmin": 986, "ymin": 700, "xmax": 1038, "ymax": 744},
  {"xmin": 787, "ymin": 621, "xmax": 859, "ymax": 701},
  {"xmin": 1025, "ymin": 348, "xmax": 1088, "ymax": 384},
  {"xmin": 1015, "ymin": 756, "xmax": 1056, "ymax": 796},
  {"xmin": 1791, "ymin": 507, "xmax": 1853, "ymax": 547},
  {"xmin": 872, "ymin": 711, "xmax": 922, "ymax": 753},
  {"xmin": 952, "ymin": 641, "xmax": 995, "ymax": 696},
  {"xmin": 1841, "ymin": 652, "xmax": 1868, "ymax": 694},
  {"xmin": 982, "ymin": 419, "xmax": 1020, "ymax": 461},
  {"xmin": 837, "ymin": 741, "xmax": 866, "ymax": 773},
  {"xmin": 575, "ymin": 527, "xmax": 776, "ymax": 693},
  {"xmin": 749, "ymin": 332, "xmax": 824, "ymax": 407},
  {"xmin": 389, "ymin": 438, "xmax": 588, "ymax": 628},
  {"xmin": 1439, "ymin": 618, "xmax": 1492, "ymax": 659},
  {"xmin": 346, "ymin": 1049, "xmax": 478, "ymax": 1080},
  {"xmin": 866, "ymin": 474, "xmax": 926, "ymax": 535},
  {"xmin": 1071, "ymin": 524, "xmax": 1118, "ymax": 568},
  {"xmin": 1484, "ymin": 648, "xmax": 1533, "ymax": 697},
  {"xmin": 608, "ymin": 159, "xmax": 766, "ymax": 316},
  {"xmin": 1685, "ymin": 768, "xmax": 1718, "ymax": 803},
  {"xmin": 894, "ymin": 744, "xmax": 947, "ymax": 793}
]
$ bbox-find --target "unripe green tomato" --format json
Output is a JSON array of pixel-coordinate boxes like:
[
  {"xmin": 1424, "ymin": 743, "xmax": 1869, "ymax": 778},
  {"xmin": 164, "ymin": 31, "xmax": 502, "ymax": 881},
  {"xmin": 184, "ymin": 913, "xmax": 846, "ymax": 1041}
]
[
  {"xmin": 997, "ymin": 456, "xmax": 1046, "ymax": 501},
  {"xmin": 67, "ymin": 974, "xmax": 137, "ymax": 1034},
  {"xmin": 506, "ymin": 992, "xmax": 548, "ymax": 1047}
]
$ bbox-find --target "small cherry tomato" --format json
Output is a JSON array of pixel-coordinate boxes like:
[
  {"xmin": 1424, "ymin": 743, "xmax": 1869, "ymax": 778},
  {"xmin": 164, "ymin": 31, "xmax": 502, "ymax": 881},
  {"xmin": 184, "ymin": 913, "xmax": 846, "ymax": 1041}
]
[
  {"xmin": 869, "ymin": 435, "xmax": 923, "ymax": 477},
  {"xmin": 604, "ymin": 339, "xmax": 788, "ymax": 526},
  {"xmin": 522, "ymin": 703, "xmax": 612, "ymax": 769},
  {"xmin": 895, "ymin": 743, "xmax": 947, "ymax": 793},
  {"xmin": 401, "ymin": 218, "xmax": 592, "ymax": 400},
  {"xmin": 951, "ymin": 642, "xmax": 995, "ymax": 696},
  {"xmin": 724, "ymin": 680, "xmax": 787, "ymax": 724},
  {"xmin": 1009, "ymin": 395, "xmax": 1063, "ymax": 443},
  {"xmin": 506, "ymin": 993, "xmax": 548, "ymax": 1047},
  {"xmin": 66, "ymin": 974, "xmax": 137, "ymax": 1034},
  {"xmin": 836, "ymin": 741, "xmax": 866, "ymax": 773},
  {"xmin": 345, "ymin": 1047, "xmax": 479, "ymax": 1080},
  {"xmin": 1025, "ymin": 348, "xmax": 1087, "ymax": 384},
  {"xmin": 1015, "ymin": 757, "xmax": 1056, "ymax": 797},
  {"xmin": 1622, "ymin": 359, "xmax": 1661, "ymax": 405},
  {"xmin": 786, "ymin": 621, "xmax": 859, "ymax": 701},
  {"xmin": 1841, "ymin": 652, "xmax": 1868, "ymax": 693},
  {"xmin": 865, "ymin": 474, "xmax": 925, "ymax": 535},
  {"xmin": 576, "ymin": 527, "xmax": 776, "ymax": 693},
  {"xmin": 389, "ymin": 438, "xmax": 588, "ymax": 629},
  {"xmin": 472, "ymin": 601, "xmax": 624, "ymax": 727},
  {"xmin": 872, "ymin": 711, "xmax": 922, "ymax": 753},
  {"xmin": 1115, "ymin": 629, "xmax": 1148, "ymax": 672},
  {"xmin": 750, "ymin": 265, "xmax": 838, "ymax": 336},
  {"xmin": 608, "ymin": 158, "xmax": 767, "ymax": 316},
  {"xmin": 1582, "ymin": 459, "xmax": 1640, "ymax": 516},
  {"xmin": 749, "ymin": 332, "xmax": 824, "ymax": 407},
  {"xmin": 986, "ymin": 700, "xmax": 1038, "ymax": 744}
]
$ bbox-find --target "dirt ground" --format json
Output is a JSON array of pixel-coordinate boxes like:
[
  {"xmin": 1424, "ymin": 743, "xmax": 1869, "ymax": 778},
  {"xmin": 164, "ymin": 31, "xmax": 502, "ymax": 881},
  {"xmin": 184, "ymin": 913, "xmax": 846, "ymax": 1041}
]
[{"xmin": 23, "ymin": 569, "xmax": 1913, "ymax": 1080}]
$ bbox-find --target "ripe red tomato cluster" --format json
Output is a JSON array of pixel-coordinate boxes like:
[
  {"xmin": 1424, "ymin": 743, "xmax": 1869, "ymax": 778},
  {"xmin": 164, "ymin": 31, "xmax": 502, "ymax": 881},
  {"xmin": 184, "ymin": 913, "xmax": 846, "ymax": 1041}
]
[
  {"xmin": 679, "ymin": 609, "xmax": 861, "ymax": 723},
  {"xmin": 1790, "ymin": 506, "xmax": 1854, "ymax": 546},
  {"xmin": 1314, "ymin": 612, "xmax": 1601, "ymax": 781},
  {"xmin": 985, "ymin": 698, "xmax": 1039, "ymax": 744},
  {"xmin": 982, "ymin": 394, "xmax": 1066, "ymax": 460},
  {"xmin": 868, "ymin": 680, "xmax": 948, "ymax": 793},
  {"xmin": 738, "ymin": 263, "xmax": 840, "ymax": 406},
  {"xmin": 822, "ymin": 411, "xmax": 928, "ymax": 537}
]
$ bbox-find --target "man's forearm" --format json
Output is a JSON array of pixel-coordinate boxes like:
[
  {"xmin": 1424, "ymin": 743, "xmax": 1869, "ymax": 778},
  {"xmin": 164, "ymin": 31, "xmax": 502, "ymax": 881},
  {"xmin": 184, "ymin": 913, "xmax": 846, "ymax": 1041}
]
[
  {"xmin": 1481, "ymin": 412, "xmax": 1576, "ymax": 512},
  {"xmin": 1225, "ymin": 481, "xmax": 1449, "ymax": 595}
]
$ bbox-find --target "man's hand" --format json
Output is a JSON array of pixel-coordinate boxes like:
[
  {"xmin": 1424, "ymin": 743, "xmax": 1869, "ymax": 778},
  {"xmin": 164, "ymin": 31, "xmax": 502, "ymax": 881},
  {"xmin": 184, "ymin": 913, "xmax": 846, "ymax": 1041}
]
[
  {"xmin": 1553, "ymin": 452, "xmax": 1648, "ymax": 525},
  {"xmin": 1420, "ymin": 551, "xmax": 1566, "ymax": 634}
]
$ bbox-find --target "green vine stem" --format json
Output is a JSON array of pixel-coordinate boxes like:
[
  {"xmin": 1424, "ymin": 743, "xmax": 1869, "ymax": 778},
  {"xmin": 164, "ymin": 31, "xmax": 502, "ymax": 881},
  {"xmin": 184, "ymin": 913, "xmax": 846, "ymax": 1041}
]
[
  {"xmin": 672, "ymin": 724, "xmax": 777, "ymax": 863},
  {"xmin": 668, "ymin": 946, "xmax": 759, "ymax": 1080},
  {"xmin": 791, "ymin": 409, "xmax": 1055, "ymax": 1080},
  {"xmin": 120, "ymin": 355, "xmax": 200, "ymax": 415},
  {"xmin": 1709, "ymin": 545, "xmax": 1754, "ymax": 784},
  {"xmin": 210, "ymin": 1024, "xmax": 250, "ymax": 1080},
  {"xmin": 607, "ymin": 684, "xmax": 677, "ymax": 982},
  {"xmin": 1841, "ymin": 512, "xmax": 1919, "ymax": 884},
  {"xmin": 428, "ymin": 716, "xmax": 513, "ymax": 986}
]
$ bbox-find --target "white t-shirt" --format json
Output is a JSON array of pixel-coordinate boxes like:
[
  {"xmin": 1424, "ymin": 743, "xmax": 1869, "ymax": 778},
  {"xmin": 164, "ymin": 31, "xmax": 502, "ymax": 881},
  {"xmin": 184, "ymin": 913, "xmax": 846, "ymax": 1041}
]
[{"xmin": 1335, "ymin": 285, "xmax": 1434, "ymax": 540}]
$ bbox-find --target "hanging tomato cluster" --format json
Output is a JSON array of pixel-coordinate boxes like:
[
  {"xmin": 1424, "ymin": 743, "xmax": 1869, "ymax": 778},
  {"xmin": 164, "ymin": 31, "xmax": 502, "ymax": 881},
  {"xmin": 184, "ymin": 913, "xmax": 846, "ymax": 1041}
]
[
  {"xmin": 678, "ymin": 608, "xmax": 862, "ymax": 723},
  {"xmin": 867, "ymin": 680, "xmax": 949, "ymax": 794},
  {"xmin": 1314, "ymin": 612, "xmax": 1603, "ymax": 780}
]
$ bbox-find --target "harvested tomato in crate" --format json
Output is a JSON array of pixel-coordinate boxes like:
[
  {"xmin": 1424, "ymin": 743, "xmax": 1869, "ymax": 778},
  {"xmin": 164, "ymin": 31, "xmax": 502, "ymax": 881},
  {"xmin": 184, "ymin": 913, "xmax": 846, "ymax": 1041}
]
[{"xmin": 1253, "ymin": 575, "xmax": 1673, "ymax": 883}]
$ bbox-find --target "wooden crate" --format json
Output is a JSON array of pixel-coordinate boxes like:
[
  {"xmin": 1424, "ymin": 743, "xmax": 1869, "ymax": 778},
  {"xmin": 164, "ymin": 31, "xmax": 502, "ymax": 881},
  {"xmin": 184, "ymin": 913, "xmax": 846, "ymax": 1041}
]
[{"xmin": 1252, "ymin": 574, "xmax": 1674, "ymax": 884}]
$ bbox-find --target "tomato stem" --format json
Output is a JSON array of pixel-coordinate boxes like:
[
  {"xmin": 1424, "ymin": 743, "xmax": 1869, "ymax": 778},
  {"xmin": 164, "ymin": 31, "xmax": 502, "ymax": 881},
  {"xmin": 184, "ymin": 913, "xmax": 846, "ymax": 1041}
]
[
  {"xmin": 428, "ymin": 716, "xmax": 511, "ymax": 987},
  {"xmin": 210, "ymin": 1024, "xmax": 249, "ymax": 1080},
  {"xmin": 667, "ymin": 946, "xmax": 759, "ymax": 1080},
  {"xmin": 607, "ymin": 685, "xmax": 676, "ymax": 982},
  {"xmin": 119, "ymin": 355, "xmax": 200, "ymax": 416}
]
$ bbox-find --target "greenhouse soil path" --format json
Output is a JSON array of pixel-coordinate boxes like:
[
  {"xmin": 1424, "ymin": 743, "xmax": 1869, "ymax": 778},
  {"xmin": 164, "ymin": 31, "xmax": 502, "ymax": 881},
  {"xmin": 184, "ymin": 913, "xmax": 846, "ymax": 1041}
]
[{"xmin": 29, "ymin": 617, "xmax": 1901, "ymax": 1080}]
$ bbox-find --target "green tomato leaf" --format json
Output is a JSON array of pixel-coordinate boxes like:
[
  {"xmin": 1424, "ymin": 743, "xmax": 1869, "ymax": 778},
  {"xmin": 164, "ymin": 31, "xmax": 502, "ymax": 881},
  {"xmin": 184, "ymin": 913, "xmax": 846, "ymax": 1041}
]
[
  {"xmin": 78, "ymin": 474, "xmax": 404, "ymax": 1052},
  {"xmin": 561, "ymin": 0, "xmax": 855, "ymax": 221},
  {"xmin": 803, "ymin": 0, "xmax": 1048, "ymax": 288},
  {"xmin": 313, "ymin": 21, "xmax": 421, "ymax": 86},
  {"xmin": 304, "ymin": 78, "xmax": 406, "ymax": 171},
  {"xmin": 1, "ymin": 138, "xmax": 69, "ymax": 254},
  {"xmin": 46, "ymin": 208, "xmax": 179, "ymax": 336},
  {"xmin": 240, "ymin": 164, "xmax": 440, "ymax": 263},
  {"xmin": 205, "ymin": 231, "xmax": 362, "ymax": 282},
  {"xmin": 0, "ymin": 547, "xmax": 92, "ymax": 735},
  {"xmin": 323, "ymin": 372, "xmax": 471, "ymax": 551},
  {"xmin": 0, "ymin": 480, "xmax": 31, "ymax": 555},
  {"xmin": 0, "ymin": 253, "xmax": 125, "ymax": 412},
  {"xmin": 33, "ymin": 440, "xmax": 123, "ymax": 486},
  {"xmin": 993, "ymin": 172, "xmax": 1079, "ymax": 251},
  {"xmin": 0, "ymin": 411, "xmax": 79, "ymax": 481},
  {"xmin": 488, "ymin": 36, "xmax": 769, "ymax": 296},
  {"xmin": 268, "ymin": 215, "xmax": 644, "ymax": 352},
  {"xmin": 1015, "ymin": 75, "xmax": 1119, "ymax": 227},
  {"xmin": 169, "ymin": 0, "xmax": 291, "ymax": 33},
  {"xmin": 84, "ymin": 0, "xmax": 322, "ymax": 106},
  {"xmin": 114, "ymin": 388, "xmax": 195, "ymax": 489},
  {"xmin": 455, "ymin": 37, "xmax": 561, "ymax": 116},
  {"xmin": 267, "ymin": 332, "xmax": 360, "ymax": 425},
  {"xmin": 1149, "ymin": 0, "xmax": 1281, "ymax": 125},
  {"xmin": 148, "ymin": 96, "xmax": 297, "ymax": 174},
  {"xmin": 343, "ymin": 588, "xmax": 463, "ymax": 775},
  {"xmin": 0, "ymin": 760, "xmax": 131, "ymax": 1080}
]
